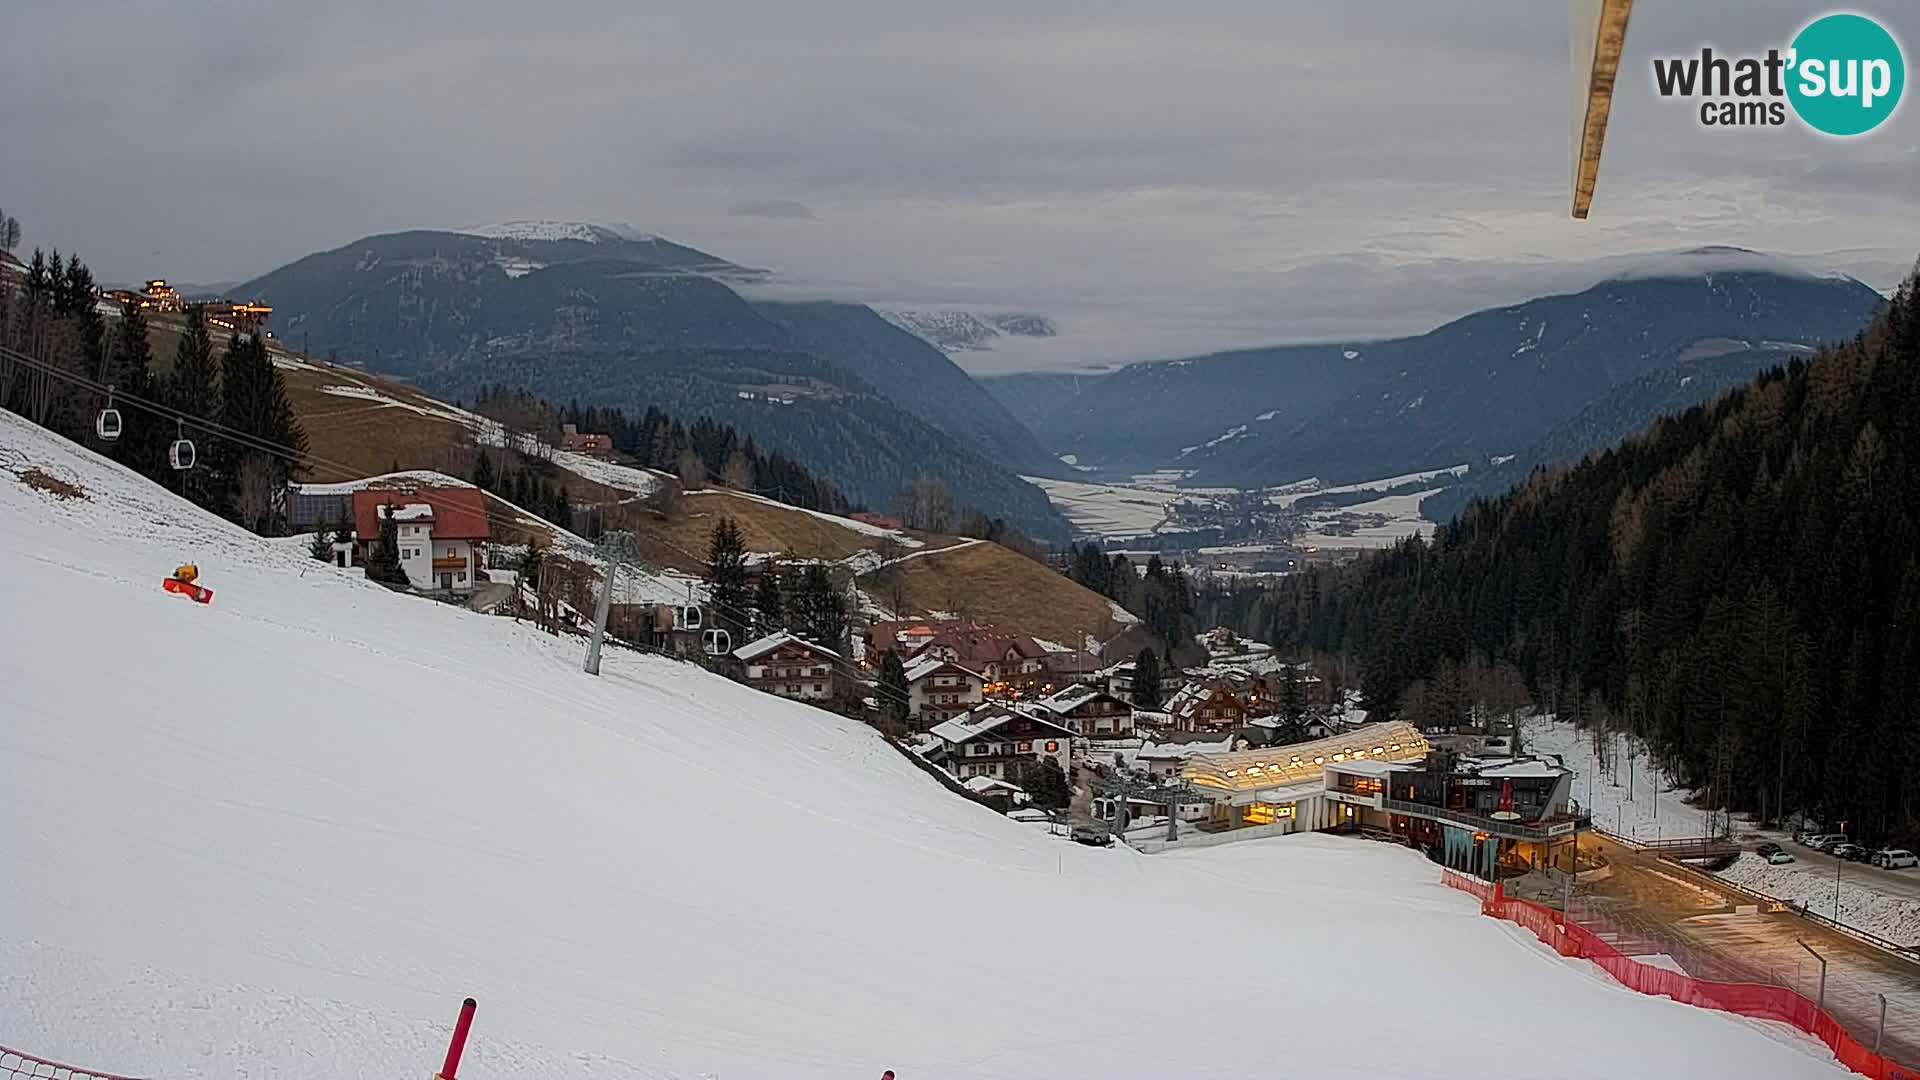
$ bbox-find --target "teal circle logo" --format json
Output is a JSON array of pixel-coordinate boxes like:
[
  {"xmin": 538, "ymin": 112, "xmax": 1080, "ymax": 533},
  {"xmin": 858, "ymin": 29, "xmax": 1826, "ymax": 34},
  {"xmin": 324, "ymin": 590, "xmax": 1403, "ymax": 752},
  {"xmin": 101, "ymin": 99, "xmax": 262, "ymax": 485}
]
[{"xmin": 1787, "ymin": 13, "xmax": 1905, "ymax": 135}]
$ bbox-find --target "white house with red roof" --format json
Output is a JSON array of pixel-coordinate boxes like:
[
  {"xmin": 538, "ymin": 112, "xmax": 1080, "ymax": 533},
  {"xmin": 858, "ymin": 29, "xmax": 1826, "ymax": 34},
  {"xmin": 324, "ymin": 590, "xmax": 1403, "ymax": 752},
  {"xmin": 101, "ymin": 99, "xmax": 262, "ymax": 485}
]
[{"xmin": 350, "ymin": 487, "xmax": 491, "ymax": 593}]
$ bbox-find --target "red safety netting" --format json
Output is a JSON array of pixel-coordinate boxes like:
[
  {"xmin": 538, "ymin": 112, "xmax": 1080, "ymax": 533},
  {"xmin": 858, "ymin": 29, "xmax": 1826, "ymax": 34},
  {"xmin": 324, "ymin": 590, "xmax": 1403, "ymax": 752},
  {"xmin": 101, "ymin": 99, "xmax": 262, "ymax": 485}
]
[
  {"xmin": 1440, "ymin": 873, "xmax": 1919, "ymax": 1080},
  {"xmin": 0, "ymin": 1046, "xmax": 142, "ymax": 1080}
]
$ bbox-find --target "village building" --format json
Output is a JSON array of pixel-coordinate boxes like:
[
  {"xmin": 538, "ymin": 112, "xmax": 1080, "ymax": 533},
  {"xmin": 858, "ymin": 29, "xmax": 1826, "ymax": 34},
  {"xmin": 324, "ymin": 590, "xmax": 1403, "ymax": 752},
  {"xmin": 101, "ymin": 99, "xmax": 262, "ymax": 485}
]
[
  {"xmin": 866, "ymin": 621, "xmax": 1050, "ymax": 689},
  {"xmin": 1175, "ymin": 721, "xmax": 1432, "ymax": 841},
  {"xmin": 920, "ymin": 628, "xmax": 1050, "ymax": 687},
  {"xmin": 928, "ymin": 703, "xmax": 1074, "ymax": 782},
  {"xmin": 1165, "ymin": 680, "xmax": 1250, "ymax": 732},
  {"xmin": 1039, "ymin": 648, "xmax": 1103, "ymax": 684},
  {"xmin": 863, "ymin": 619, "xmax": 965, "ymax": 663},
  {"xmin": 1030, "ymin": 684, "xmax": 1135, "ymax": 737},
  {"xmin": 559, "ymin": 423, "xmax": 613, "ymax": 457},
  {"xmin": 1319, "ymin": 751, "xmax": 1589, "ymax": 876},
  {"xmin": 1101, "ymin": 660, "xmax": 1139, "ymax": 704},
  {"xmin": 960, "ymin": 775, "xmax": 1029, "ymax": 812},
  {"xmin": 904, "ymin": 655, "xmax": 986, "ymax": 728},
  {"xmin": 731, "ymin": 632, "xmax": 843, "ymax": 703},
  {"xmin": 350, "ymin": 487, "xmax": 489, "ymax": 593}
]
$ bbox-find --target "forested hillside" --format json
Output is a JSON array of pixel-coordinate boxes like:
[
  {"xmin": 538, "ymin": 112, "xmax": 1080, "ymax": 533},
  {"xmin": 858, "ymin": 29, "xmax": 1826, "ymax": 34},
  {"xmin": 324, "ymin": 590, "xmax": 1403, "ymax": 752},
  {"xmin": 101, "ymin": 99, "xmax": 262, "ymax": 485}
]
[{"xmin": 1239, "ymin": 262, "xmax": 1920, "ymax": 844}]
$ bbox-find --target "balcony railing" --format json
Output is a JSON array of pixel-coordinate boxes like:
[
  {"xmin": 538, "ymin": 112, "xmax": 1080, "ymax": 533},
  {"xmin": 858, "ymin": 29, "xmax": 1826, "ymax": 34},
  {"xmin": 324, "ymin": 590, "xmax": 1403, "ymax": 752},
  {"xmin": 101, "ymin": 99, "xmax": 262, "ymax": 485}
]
[{"xmin": 1381, "ymin": 798, "xmax": 1592, "ymax": 841}]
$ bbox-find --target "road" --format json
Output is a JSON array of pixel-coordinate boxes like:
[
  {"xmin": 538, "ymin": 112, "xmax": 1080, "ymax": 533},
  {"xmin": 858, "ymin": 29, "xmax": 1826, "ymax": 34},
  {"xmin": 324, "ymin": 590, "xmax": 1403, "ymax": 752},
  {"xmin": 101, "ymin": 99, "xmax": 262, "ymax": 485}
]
[{"xmin": 1577, "ymin": 834, "xmax": 1920, "ymax": 1068}]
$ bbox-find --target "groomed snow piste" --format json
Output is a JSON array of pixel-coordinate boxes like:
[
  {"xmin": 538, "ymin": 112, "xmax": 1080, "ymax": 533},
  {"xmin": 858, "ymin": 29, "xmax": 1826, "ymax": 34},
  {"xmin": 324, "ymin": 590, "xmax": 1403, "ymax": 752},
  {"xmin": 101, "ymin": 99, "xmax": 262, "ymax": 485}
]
[{"xmin": 0, "ymin": 412, "xmax": 1852, "ymax": 1079}]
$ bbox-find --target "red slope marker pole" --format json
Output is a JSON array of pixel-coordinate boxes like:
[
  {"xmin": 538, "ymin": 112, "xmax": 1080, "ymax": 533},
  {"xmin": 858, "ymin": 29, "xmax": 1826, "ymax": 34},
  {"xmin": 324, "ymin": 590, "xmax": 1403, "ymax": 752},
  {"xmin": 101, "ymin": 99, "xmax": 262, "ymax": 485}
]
[{"xmin": 436, "ymin": 997, "xmax": 477, "ymax": 1080}]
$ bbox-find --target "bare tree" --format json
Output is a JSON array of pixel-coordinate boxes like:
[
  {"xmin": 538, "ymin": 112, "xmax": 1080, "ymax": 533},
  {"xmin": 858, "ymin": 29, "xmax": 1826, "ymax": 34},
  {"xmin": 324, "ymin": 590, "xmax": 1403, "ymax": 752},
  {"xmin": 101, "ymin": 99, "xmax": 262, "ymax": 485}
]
[
  {"xmin": 234, "ymin": 453, "xmax": 278, "ymax": 534},
  {"xmin": 645, "ymin": 477, "xmax": 681, "ymax": 519},
  {"xmin": 677, "ymin": 449, "xmax": 708, "ymax": 491},
  {"xmin": 722, "ymin": 448, "xmax": 753, "ymax": 490}
]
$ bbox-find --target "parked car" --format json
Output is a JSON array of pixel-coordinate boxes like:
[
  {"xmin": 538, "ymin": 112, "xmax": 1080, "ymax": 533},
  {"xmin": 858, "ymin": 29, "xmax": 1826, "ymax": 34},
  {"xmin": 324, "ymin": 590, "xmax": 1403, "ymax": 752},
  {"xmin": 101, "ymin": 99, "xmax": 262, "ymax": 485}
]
[
  {"xmin": 1834, "ymin": 843, "xmax": 1870, "ymax": 862},
  {"xmin": 1872, "ymin": 848, "xmax": 1918, "ymax": 870},
  {"xmin": 1815, "ymin": 835, "xmax": 1851, "ymax": 853},
  {"xmin": 1767, "ymin": 850, "xmax": 1796, "ymax": 865},
  {"xmin": 1799, "ymin": 833, "xmax": 1836, "ymax": 848},
  {"xmin": 1070, "ymin": 825, "xmax": 1114, "ymax": 848},
  {"xmin": 1755, "ymin": 842, "xmax": 1782, "ymax": 857}
]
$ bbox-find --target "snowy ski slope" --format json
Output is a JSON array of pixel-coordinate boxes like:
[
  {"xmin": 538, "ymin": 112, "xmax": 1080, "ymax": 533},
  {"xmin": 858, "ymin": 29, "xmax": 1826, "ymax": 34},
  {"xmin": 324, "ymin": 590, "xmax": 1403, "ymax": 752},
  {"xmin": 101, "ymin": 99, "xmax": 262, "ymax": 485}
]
[{"xmin": 0, "ymin": 411, "xmax": 1852, "ymax": 1079}]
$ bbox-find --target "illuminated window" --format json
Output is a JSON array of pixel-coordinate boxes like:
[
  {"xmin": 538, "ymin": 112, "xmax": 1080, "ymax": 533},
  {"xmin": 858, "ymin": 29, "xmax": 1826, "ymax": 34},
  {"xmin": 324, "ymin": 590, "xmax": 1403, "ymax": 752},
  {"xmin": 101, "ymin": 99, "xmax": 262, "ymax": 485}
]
[{"xmin": 1044, "ymin": 740, "xmax": 1060, "ymax": 753}]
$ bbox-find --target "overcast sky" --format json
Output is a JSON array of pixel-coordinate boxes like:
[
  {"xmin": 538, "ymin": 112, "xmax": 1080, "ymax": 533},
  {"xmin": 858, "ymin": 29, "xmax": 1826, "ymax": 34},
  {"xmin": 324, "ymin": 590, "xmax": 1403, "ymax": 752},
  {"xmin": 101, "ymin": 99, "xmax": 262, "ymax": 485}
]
[{"xmin": 4, "ymin": 1, "xmax": 1915, "ymax": 372}]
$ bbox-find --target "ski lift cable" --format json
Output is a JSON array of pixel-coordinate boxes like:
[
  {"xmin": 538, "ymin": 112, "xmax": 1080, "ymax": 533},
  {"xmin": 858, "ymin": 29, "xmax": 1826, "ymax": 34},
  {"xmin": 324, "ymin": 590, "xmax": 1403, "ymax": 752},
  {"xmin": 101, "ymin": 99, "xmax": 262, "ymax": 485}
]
[
  {"xmin": 7, "ymin": 344, "xmax": 896, "ymax": 685},
  {"xmin": 1, "ymin": 344, "xmax": 550, "ymax": 540}
]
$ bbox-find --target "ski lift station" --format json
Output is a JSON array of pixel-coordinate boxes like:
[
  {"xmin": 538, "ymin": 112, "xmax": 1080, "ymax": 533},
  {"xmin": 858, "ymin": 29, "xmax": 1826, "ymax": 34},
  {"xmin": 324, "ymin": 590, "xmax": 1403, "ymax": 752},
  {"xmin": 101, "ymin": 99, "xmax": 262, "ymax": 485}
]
[{"xmin": 1151, "ymin": 722, "xmax": 1591, "ymax": 871}]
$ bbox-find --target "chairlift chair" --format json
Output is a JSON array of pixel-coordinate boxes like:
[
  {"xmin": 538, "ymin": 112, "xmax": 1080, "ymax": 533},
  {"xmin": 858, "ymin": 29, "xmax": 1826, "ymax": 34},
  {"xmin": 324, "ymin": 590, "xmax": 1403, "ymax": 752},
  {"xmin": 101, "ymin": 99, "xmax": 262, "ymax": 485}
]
[
  {"xmin": 96, "ymin": 387, "xmax": 122, "ymax": 440},
  {"xmin": 169, "ymin": 419, "xmax": 196, "ymax": 471},
  {"xmin": 702, "ymin": 628, "xmax": 732, "ymax": 656}
]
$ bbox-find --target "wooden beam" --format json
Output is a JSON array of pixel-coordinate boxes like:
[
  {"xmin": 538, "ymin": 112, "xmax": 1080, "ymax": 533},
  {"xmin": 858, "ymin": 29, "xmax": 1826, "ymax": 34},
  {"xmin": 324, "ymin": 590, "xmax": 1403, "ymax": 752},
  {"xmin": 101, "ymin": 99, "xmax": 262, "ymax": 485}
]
[{"xmin": 1571, "ymin": 0, "xmax": 1635, "ymax": 219}]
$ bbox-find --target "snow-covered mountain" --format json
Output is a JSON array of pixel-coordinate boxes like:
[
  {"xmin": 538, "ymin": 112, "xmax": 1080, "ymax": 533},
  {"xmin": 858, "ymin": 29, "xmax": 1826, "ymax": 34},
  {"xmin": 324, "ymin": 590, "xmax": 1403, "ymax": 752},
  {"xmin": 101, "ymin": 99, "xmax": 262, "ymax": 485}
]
[
  {"xmin": 0, "ymin": 410, "xmax": 1855, "ymax": 1079},
  {"xmin": 984, "ymin": 256, "xmax": 1884, "ymax": 487},
  {"xmin": 462, "ymin": 219, "xmax": 661, "ymax": 244},
  {"xmin": 878, "ymin": 309, "xmax": 1057, "ymax": 352}
]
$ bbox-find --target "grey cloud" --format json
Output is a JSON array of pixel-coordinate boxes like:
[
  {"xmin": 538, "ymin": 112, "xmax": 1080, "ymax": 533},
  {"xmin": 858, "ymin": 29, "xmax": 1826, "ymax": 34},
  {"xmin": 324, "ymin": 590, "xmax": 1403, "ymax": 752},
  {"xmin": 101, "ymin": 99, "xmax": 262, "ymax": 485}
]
[
  {"xmin": 2, "ymin": 1, "xmax": 1912, "ymax": 372},
  {"xmin": 728, "ymin": 200, "xmax": 817, "ymax": 220}
]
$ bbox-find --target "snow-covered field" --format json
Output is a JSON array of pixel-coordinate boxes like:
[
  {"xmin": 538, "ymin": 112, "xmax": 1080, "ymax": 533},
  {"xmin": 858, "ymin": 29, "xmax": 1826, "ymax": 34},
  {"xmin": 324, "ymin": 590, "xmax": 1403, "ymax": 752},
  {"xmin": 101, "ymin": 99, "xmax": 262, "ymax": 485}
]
[
  {"xmin": 1293, "ymin": 487, "xmax": 1440, "ymax": 550},
  {"xmin": 1521, "ymin": 715, "xmax": 1713, "ymax": 841},
  {"xmin": 1029, "ymin": 468, "xmax": 1456, "ymax": 549},
  {"xmin": 1717, "ymin": 855, "xmax": 1920, "ymax": 945},
  {"xmin": 1022, "ymin": 475, "xmax": 1189, "ymax": 538},
  {"xmin": 0, "ymin": 412, "xmax": 1852, "ymax": 1079}
]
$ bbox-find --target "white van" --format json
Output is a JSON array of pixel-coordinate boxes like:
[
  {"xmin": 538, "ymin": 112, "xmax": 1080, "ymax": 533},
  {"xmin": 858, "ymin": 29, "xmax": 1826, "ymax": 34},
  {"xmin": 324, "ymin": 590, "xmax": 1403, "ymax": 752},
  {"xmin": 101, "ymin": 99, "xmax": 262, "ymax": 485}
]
[{"xmin": 1871, "ymin": 848, "xmax": 1917, "ymax": 870}]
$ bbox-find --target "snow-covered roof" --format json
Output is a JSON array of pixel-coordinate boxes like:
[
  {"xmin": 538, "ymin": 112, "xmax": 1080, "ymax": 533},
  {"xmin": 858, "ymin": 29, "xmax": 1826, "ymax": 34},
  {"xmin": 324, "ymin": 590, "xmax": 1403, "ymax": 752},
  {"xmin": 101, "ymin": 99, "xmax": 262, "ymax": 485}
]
[
  {"xmin": 903, "ymin": 655, "xmax": 981, "ymax": 683},
  {"xmin": 382, "ymin": 503, "xmax": 433, "ymax": 522},
  {"xmin": 1034, "ymin": 684, "xmax": 1105, "ymax": 713},
  {"xmin": 1137, "ymin": 737, "xmax": 1232, "ymax": 762},
  {"xmin": 1184, "ymin": 721, "xmax": 1430, "ymax": 794},
  {"xmin": 962, "ymin": 775, "xmax": 1026, "ymax": 796},
  {"xmin": 291, "ymin": 470, "xmax": 474, "ymax": 496},
  {"xmin": 1325, "ymin": 758, "xmax": 1414, "ymax": 778},
  {"xmin": 1477, "ymin": 759, "xmax": 1567, "ymax": 780},
  {"xmin": 732, "ymin": 631, "xmax": 842, "ymax": 663},
  {"xmin": 929, "ymin": 704, "xmax": 1073, "ymax": 746}
]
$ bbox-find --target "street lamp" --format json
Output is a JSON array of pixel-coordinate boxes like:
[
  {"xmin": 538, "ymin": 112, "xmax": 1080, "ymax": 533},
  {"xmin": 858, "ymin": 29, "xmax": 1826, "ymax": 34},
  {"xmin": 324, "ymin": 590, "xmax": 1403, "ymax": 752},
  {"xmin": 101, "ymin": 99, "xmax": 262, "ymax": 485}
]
[{"xmin": 1797, "ymin": 939, "xmax": 1827, "ymax": 1014}]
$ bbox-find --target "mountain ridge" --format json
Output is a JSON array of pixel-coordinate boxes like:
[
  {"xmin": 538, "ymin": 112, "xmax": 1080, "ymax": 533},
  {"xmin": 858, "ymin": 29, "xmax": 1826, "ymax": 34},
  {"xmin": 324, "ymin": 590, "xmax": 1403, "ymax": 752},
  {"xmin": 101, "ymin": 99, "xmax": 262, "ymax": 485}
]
[
  {"xmin": 236, "ymin": 227, "xmax": 1068, "ymax": 538},
  {"xmin": 984, "ymin": 261, "xmax": 1885, "ymax": 498}
]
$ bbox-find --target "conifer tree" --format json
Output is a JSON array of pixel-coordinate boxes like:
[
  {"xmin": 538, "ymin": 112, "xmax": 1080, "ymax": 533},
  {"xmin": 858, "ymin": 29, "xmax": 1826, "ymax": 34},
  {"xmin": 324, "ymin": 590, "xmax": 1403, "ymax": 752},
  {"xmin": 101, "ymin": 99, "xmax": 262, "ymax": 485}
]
[
  {"xmin": 705, "ymin": 515, "xmax": 750, "ymax": 638},
  {"xmin": 754, "ymin": 558, "xmax": 785, "ymax": 633},
  {"xmin": 877, "ymin": 652, "xmax": 911, "ymax": 731},
  {"xmin": 472, "ymin": 448, "xmax": 496, "ymax": 491},
  {"xmin": 1132, "ymin": 647, "xmax": 1163, "ymax": 709},
  {"xmin": 170, "ymin": 306, "xmax": 220, "ymax": 508},
  {"xmin": 797, "ymin": 563, "xmax": 848, "ymax": 652},
  {"xmin": 363, "ymin": 508, "xmax": 409, "ymax": 587}
]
